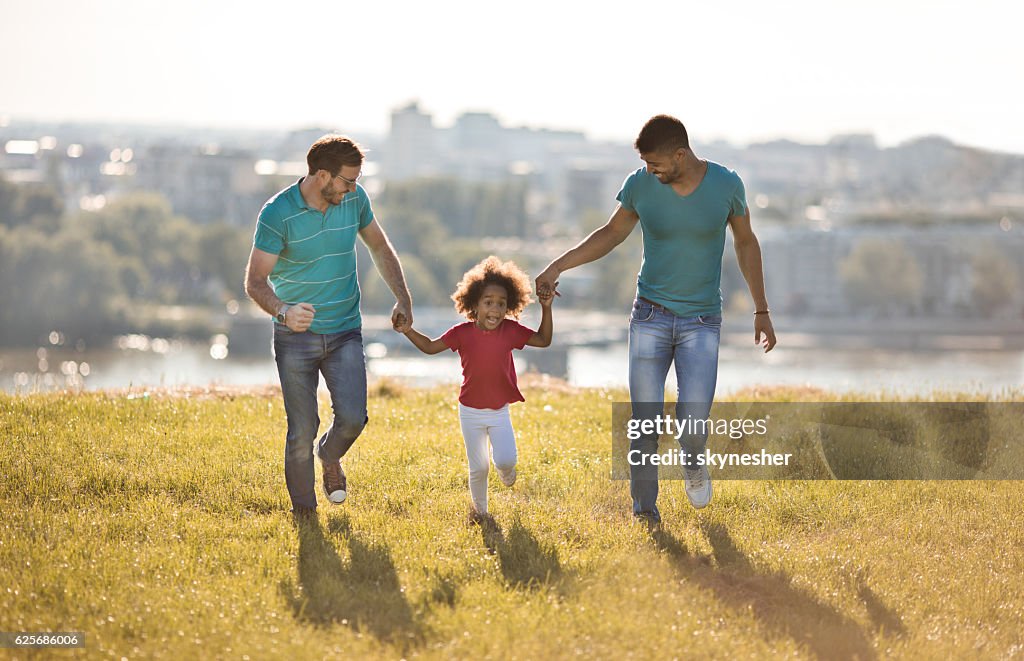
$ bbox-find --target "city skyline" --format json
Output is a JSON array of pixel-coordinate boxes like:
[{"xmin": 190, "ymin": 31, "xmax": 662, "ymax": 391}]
[{"xmin": 2, "ymin": 0, "xmax": 1021, "ymax": 153}]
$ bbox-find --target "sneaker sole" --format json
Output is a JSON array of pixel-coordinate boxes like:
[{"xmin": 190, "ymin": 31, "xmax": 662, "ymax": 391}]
[
  {"xmin": 326, "ymin": 489, "xmax": 347, "ymax": 504},
  {"xmin": 687, "ymin": 482, "xmax": 712, "ymax": 509}
]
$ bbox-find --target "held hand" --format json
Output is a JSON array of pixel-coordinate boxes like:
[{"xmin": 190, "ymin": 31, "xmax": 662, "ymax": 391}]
[
  {"xmin": 286, "ymin": 302, "xmax": 315, "ymax": 332},
  {"xmin": 535, "ymin": 265, "xmax": 561, "ymax": 300},
  {"xmin": 537, "ymin": 289, "xmax": 555, "ymax": 308},
  {"xmin": 392, "ymin": 302, "xmax": 413, "ymax": 333},
  {"xmin": 754, "ymin": 314, "xmax": 777, "ymax": 353}
]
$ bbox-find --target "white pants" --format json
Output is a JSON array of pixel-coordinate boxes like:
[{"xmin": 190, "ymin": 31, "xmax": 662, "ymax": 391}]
[{"xmin": 458, "ymin": 403, "xmax": 518, "ymax": 513}]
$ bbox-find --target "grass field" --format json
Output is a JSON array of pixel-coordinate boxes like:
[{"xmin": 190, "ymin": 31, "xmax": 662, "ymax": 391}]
[{"xmin": 2, "ymin": 381, "xmax": 1022, "ymax": 659}]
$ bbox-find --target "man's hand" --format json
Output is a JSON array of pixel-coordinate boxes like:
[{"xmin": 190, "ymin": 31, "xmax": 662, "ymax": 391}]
[
  {"xmin": 535, "ymin": 265, "xmax": 560, "ymax": 300},
  {"xmin": 392, "ymin": 302, "xmax": 413, "ymax": 333},
  {"xmin": 286, "ymin": 303, "xmax": 316, "ymax": 332},
  {"xmin": 755, "ymin": 314, "xmax": 777, "ymax": 353}
]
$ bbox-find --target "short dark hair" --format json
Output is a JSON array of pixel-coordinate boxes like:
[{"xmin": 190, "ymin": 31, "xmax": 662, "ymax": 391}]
[
  {"xmin": 451, "ymin": 256, "xmax": 533, "ymax": 320},
  {"xmin": 634, "ymin": 115, "xmax": 689, "ymax": 154},
  {"xmin": 307, "ymin": 134, "xmax": 364, "ymax": 175}
]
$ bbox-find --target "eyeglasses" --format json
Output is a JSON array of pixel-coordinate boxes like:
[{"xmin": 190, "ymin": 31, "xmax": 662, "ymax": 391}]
[{"xmin": 333, "ymin": 171, "xmax": 362, "ymax": 186}]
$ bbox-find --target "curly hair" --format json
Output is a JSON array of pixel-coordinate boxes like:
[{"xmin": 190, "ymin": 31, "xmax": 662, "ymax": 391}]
[{"xmin": 451, "ymin": 256, "xmax": 534, "ymax": 320}]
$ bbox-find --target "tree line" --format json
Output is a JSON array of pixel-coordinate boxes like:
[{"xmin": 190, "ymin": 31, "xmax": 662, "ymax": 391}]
[
  {"xmin": 3, "ymin": 174, "xmax": 1017, "ymax": 348},
  {"xmin": 0, "ymin": 179, "xmax": 251, "ymax": 346}
]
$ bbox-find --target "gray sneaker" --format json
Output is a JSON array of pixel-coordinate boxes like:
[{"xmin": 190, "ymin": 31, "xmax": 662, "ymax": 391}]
[
  {"xmin": 497, "ymin": 466, "xmax": 517, "ymax": 487},
  {"xmin": 684, "ymin": 465, "xmax": 712, "ymax": 509}
]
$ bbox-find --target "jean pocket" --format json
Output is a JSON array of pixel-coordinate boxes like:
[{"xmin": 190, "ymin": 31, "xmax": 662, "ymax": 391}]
[
  {"xmin": 274, "ymin": 322, "xmax": 294, "ymax": 335},
  {"xmin": 696, "ymin": 314, "xmax": 722, "ymax": 327},
  {"xmin": 630, "ymin": 302, "xmax": 655, "ymax": 323}
]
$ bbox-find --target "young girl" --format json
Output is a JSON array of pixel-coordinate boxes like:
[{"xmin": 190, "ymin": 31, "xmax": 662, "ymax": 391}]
[{"xmin": 399, "ymin": 256, "xmax": 554, "ymax": 520}]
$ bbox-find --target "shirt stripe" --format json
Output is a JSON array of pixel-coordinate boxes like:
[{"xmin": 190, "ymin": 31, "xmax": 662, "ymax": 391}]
[{"xmin": 278, "ymin": 249, "xmax": 356, "ymax": 264}]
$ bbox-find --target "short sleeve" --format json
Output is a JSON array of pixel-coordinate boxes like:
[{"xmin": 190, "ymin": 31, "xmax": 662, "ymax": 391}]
[
  {"xmin": 441, "ymin": 324, "xmax": 463, "ymax": 352},
  {"xmin": 253, "ymin": 203, "xmax": 285, "ymax": 255},
  {"xmin": 357, "ymin": 186, "xmax": 374, "ymax": 230},
  {"xmin": 728, "ymin": 176, "xmax": 748, "ymax": 218},
  {"xmin": 615, "ymin": 169, "xmax": 641, "ymax": 213},
  {"xmin": 507, "ymin": 320, "xmax": 536, "ymax": 350}
]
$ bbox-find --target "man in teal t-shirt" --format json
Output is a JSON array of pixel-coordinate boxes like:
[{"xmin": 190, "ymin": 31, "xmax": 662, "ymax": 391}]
[
  {"xmin": 537, "ymin": 115, "xmax": 777, "ymax": 522},
  {"xmin": 245, "ymin": 134, "xmax": 413, "ymax": 515}
]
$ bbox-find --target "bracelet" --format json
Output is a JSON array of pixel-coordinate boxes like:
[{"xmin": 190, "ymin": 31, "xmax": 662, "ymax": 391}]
[{"xmin": 754, "ymin": 310, "xmax": 770, "ymax": 315}]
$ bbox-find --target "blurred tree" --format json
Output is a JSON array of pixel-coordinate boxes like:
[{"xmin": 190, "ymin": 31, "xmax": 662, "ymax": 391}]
[
  {"xmin": 0, "ymin": 178, "xmax": 63, "ymax": 231},
  {"xmin": 81, "ymin": 192, "xmax": 173, "ymax": 258},
  {"xmin": 970, "ymin": 244, "xmax": 1019, "ymax": 317},
  {"xmin": 579, "ymin": 209, "xmax": 609, "ymax": 234},
  {"xmin": 477, "ymin": 180, "xmax": 527, "ymax": 237},
  {"xmin": 378, "ymin": 178, "xmax": 528, "ymax": 239},
  {"xmin": 437, "ymin": 239, "xmax": 524, "ymax": 295},
  {"xmin": 378, "ymin": 208, "xmax": 446, "ymax": 256},
  {"xmin": 358, "ymin": 252, "xmax": 447, "ymax": 309},
  {"xmin": 720, "ymin": 233, "xmax": 745, "ymax": 309},
  {"xmin": 589, "ymin": 232, "xmax": 643, "ymax": 310},
  {"xmin": 198, "ymin": 223, "xmax": 253, "ymax": 301},
  {"xmin": 0, "ymin": 225, "xmax": 125, "ymax": 344},
  {"xmin": 839, "ymin": 238, "xmax": 923, "ymax": 315},
  {"xmin": 79, "ymin": 193, "xmax": 202, "ymax": 304}
]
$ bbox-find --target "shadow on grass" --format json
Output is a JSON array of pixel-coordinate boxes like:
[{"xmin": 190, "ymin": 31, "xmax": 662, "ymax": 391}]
[
  {"xmin": 480, "ymin": 516, "xmax": 565, "ymax": 591},
  {"xmin": 856, "ymin": 575, "xmax": 907, "ymax": 637},
  {"xmin": 649, "ymin": 522, "xmax": 881, "ymax": 660},
  {"xmin": 281, "ymin": 512, "xmax": 423, "ymax": 650}
]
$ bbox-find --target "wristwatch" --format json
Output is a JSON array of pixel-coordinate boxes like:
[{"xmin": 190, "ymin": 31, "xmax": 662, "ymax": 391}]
[{"xmin": 275, "ymin": 304, "xmax": 290, "ymax": 323}]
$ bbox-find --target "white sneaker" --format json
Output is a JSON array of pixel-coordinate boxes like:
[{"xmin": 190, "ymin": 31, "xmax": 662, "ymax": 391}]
[
  {"xmin": 497, "ymin": 466, "xmax": 517, "ymax": 487},
  {"xmin": 684, "ymin": 465, "xmax": 712, "ymax": 509}
]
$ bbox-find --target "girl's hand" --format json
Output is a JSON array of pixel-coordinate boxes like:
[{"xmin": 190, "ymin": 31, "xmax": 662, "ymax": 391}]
[
  {"xmin": 537, "ymin": 290, "xmax": 555, "ymax": 308},
  {"xmin": 392, "ymin": 304, "xmax": 414, "ymax": 333},
  {"xmin": 535, "ymin": 267, "xmax": 561, "ymax": 299}
]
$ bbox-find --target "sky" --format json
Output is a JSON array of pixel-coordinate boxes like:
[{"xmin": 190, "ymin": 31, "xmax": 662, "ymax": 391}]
[{"xmin": 2, "ymin": 0, "xmax": 1022, "ymax": 152}]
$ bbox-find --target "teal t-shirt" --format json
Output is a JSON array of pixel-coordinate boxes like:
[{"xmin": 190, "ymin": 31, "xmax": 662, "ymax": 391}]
[
  {"xmin": 616, "ymin": 161, "xmax": 747, "ymax": 317},
  {"xmin": 253, "ymin": 179, "xmax": 374, "ymax": 334}
]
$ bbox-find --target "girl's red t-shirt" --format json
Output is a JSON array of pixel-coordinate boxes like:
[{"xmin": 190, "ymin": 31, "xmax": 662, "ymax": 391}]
[{"xmin": 441, "ymin": 319, "xmax": 536, "ymax": 409}]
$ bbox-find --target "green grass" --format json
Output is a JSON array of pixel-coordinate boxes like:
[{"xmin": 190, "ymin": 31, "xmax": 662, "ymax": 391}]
[{"xmin": 1, "ymin": 383, "xmax": 1022, "ymax": 659}]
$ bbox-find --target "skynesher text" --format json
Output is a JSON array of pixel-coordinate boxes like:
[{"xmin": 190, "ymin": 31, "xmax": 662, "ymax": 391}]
[{"xmin": 626, "ymin": 448, "xmax": 792, "ymax": 468}]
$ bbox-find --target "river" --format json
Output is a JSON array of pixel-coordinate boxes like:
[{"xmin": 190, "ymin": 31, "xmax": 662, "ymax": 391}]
[{"xmin": 2, "ymin": 335, "xmax": 1021, "ymax": 396}]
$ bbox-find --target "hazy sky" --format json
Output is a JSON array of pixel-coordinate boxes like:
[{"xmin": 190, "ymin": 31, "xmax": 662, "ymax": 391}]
[{"xmin": 2, "ymin": 0, "xmax": 1021, "ymax": 152}]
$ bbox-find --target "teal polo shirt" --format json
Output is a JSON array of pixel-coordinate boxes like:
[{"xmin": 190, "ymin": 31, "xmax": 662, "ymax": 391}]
[
  {"xmin": 253, "ymin": 178, "xmax": 374, "ymax": 334},
  {"xmin": 616, "ymin": 162, "xmax": 747, "ymax": 317}
]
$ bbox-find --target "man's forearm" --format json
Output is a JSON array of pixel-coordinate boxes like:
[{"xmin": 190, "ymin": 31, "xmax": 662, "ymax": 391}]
[
  {"xmin": 552, "ymin": 224, "xmax": 627, "ymax": 273},
  {"xmin": 735, "ymin": 239, "xmax": 769, "ymax": 310},
  {"xmin": 245, "ymin": 277, "xmax": 283, "ymax": 317},
  {"xmin": 369, "ymin": 242, "xmax": 412, "ymax": 306}
]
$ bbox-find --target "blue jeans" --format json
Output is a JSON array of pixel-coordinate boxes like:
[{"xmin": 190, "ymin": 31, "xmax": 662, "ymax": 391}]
[
  {"xmin": 628, "ymin": 298, "xmax": 720, "ymax": 520},
  {"xmin": 273, "ymin": 325, "xmax": 367, "ymax": 510}
]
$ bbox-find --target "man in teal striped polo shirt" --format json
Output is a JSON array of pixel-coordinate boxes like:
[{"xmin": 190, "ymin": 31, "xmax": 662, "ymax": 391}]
[
  {"xmin": 245, "ymin": 135, "xmax": 412, "ymax": 515},
  {"xmin": 537, "ymin": 115, "xmax": 777, "ymax": 523}
]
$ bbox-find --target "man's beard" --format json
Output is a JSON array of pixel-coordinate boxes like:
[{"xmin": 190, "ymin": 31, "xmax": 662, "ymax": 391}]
[
  {"xmin": 657, "ymin": 167, "xmax": 681, "ymax": 184},
  {"xmin": 321, "ymin": 182, "xmax": 346, "ymax": 203}
]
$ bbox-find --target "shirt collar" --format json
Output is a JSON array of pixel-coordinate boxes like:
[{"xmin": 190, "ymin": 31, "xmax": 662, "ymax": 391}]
[{"xmin": 289, "ymin": 177, "xmax": 313, "ymax": 211}]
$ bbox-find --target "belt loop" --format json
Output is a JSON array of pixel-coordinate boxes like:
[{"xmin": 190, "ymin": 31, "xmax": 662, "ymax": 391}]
[{"xmin": 638, "ymin": 296, "xmax": 666, "ymax": 311}]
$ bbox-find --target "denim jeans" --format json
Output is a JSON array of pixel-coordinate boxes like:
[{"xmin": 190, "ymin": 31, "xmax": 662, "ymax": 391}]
[
  {"xmin": 628, "ymin": 298, "xmax": 720, "ymax": 520},
  {"xmin": 273, "ymin": 325, "xmax": 367, "ymax": 510}
]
